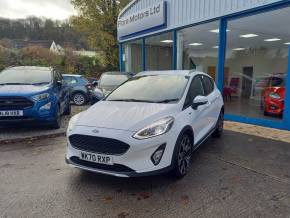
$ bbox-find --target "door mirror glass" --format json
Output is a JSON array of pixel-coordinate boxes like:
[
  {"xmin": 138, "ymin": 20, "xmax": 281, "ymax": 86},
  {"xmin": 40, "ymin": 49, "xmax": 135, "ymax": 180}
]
[
  {"xmin": 192, "ymin": 96, "xmax": 208, "ymax": 110},
  {"xmin": 92, "ymin": 81, "xmax": 98, "ymax": 87},
  {"xmin": 56, "ymin": 80, "xmax": 62, "ymax": 86}
]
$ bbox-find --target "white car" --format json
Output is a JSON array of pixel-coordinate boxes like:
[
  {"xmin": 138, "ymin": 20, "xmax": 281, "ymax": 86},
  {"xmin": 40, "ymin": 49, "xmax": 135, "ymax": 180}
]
[{"xmin": 66, "ymin": 70, "xmax": 224, "ymax": 178}]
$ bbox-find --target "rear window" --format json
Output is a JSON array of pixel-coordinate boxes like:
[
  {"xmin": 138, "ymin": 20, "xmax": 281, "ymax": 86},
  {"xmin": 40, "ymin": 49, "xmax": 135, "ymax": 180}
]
[
  {"xmin": 80, "ymin": 76, "xmax": 89, "ymax": 84},
  {"xmin": 0, "ymin": 68, "xmax": 52, "ymax": 85}
]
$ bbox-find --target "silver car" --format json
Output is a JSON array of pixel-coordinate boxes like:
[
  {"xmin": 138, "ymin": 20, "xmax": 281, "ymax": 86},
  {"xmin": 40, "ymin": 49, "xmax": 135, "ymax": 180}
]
[{"xmin": 98, "ymin": 72, "xmax": 130, "ymax": 96}]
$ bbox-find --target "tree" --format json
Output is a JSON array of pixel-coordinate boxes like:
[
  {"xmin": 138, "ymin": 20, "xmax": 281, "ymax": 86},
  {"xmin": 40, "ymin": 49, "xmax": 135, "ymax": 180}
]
[
  {"xmin": 71, "ymin": 0, "xmax": 130, "ymax": 71},
  {"xmin": 0, "ymin": 17, "xmax": 87, "ymax": 50}
]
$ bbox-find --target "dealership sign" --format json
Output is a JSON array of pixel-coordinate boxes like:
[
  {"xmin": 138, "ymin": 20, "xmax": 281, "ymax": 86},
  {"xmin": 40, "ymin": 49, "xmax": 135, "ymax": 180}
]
[{"xmin": 118, "ymin": 1, "xmax": 167, "ymax": 39}]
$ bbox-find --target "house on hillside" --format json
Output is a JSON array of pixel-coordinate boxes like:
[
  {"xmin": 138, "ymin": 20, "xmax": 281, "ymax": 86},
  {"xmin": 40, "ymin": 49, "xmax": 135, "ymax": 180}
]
[
  {"xmin": 8, "ymin": 39, "xmax": 64, "ymax": 55},
  {"xmin": 73, "ymin": 50, "xmax": 98, "ymax": 57}
]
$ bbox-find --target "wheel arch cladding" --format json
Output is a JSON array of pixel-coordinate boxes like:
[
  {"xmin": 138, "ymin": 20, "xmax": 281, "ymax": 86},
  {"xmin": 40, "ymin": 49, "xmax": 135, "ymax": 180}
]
[
  {"xmin": 170, "ymin": 125, "xmax": 194, "ymax": 166},
  {"xmin": 72, "ymin": 90, "xmax": 87, "ymax": 97},
  {"xmin": 181, "ymin": 126, "xmax": 194, "ymax": 145}
]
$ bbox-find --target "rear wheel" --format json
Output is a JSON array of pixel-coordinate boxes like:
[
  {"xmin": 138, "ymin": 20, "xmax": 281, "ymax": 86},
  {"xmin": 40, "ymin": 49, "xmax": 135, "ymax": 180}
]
[
  {"xmin": 73, "ymin": 92, "xmax": 87, "ymax": 106},
  {"xmin": 213, "ymin": 111, "xmax": 224, "ymax": 138},
  {"xmin": 171, "ymin": 133, "xmax": 192, "ymax": 178}
]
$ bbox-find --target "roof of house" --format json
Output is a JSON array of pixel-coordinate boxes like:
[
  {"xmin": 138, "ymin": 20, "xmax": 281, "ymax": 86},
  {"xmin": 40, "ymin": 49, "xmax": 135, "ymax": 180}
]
[{"xmin": 9, "ymin": 39, "xmax": 55, "ymax": 49}]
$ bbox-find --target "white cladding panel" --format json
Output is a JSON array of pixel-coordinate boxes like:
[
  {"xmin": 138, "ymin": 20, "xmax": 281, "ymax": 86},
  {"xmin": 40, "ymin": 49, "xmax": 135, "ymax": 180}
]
[{"xmin": 119, "ymin": 0, "xmax": 284, "ymax": 41}]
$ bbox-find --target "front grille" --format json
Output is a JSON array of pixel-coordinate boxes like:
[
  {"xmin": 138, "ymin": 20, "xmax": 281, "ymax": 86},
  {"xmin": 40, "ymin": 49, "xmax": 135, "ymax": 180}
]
[
  {"xmin": 0, "ymin": 116, "xmax": 31, "ymax": 121},
  {"xmin": 70, "ymin": 156, "xmax": 134, "ymax": 173},
  {"xmin": 0, "ymin": 97, "xmax": 34, "ymax": 110},
  {"xmin": 69, "ymin": 134, "xmax": 130, "ymax": 155}
]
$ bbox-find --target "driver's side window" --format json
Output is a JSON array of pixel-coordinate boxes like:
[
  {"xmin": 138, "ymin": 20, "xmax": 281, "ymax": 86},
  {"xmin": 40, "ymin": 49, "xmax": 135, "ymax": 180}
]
[{"xmin": 183, "ymin": 76, "xmax": 205, "ymax": 109}]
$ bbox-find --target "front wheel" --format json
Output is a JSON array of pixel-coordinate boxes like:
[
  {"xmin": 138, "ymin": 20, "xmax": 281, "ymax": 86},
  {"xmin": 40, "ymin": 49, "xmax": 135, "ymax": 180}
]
[
  {"xmin": 63, "ymin": 102, "xmax": 71, "ymax": 115},
  {"xmin": 171, "ymin": 133, "xmax": 192, "ymax": 179},
  {"xmin": 213, "ymin": 111, "xmax": 224, "ymax": 138},
  {"xmin": 50, "ymin": 106, "xmax": 62, "ymax": 129}
]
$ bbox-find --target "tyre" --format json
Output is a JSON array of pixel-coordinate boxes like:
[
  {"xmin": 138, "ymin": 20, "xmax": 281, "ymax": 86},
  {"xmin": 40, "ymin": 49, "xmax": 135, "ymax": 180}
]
[
  {"xmin": 213, "ymin": 110, "xmax": 224, "ymax": 138},
  {"xmin": 50, "ymin": 106, "xmax": 62, "ymax": 129},
  {"xmin": 63, "ymin": 102, "xmax": 71, "ymax": 115},
  {"xmin": 72, "ymin": 92, "xmax": 87, "ymax": 106},
  {"xmin": 171, "ymin": 133, "xmax": 193, "ymax": 178}
]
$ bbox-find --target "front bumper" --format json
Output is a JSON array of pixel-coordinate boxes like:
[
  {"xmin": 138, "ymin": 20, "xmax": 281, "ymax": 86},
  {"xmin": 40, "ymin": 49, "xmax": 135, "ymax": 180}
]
[
  {"xmin": 265, "ymin": 99, "xmax": 284, "ymax": 115},
  {"xmin": 0, "ymin": 99, "xmax": 57, "ymax": 124},
  {"xmin": 65, "ymin": 157, "xmax": 173, "ymax": 177},
  {"xmin": 66, "ymin": 125, "xmax": 178, "ymax": 177}
]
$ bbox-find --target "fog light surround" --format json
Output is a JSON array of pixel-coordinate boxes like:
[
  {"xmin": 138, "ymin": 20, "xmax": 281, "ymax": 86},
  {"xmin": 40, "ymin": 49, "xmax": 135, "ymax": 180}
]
[
  {"xmin": 40, "ymin": 102, "xmax": 52, "ymax": 111},
  {"xmin": 151, "ymin": 144, "xmax": 166, "ymax": 166}
]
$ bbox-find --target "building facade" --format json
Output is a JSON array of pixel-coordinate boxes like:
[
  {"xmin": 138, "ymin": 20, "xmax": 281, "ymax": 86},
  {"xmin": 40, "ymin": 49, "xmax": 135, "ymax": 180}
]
[{"xmin": 117, "ymin": 0, "xmax": 290, "ymax": 130}]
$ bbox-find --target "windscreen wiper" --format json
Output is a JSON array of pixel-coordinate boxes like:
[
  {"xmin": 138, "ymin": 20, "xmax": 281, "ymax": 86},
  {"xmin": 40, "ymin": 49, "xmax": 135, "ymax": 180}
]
[
  {"xmin": 108, "ymin": 99, "xmax": 155, "ymax": 103},
  {"xmin": 32, "ymin": 82, "xmax": 49, "ymax": 85},
  {"xmin": 155, "ymin": 99, "xmax": 179, "ymax": 103},
  {"xmin": 0, "ymin": 83, "xmax": 32, "ymax": 85}
]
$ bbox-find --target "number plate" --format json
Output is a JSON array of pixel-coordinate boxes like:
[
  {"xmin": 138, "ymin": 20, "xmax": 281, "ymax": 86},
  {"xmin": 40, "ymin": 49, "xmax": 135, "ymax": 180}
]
[
  {"xmin": 79, "ymin": 151, "xmax": 113, "ymax": 165},
  {"xmin": 0, "ymin": 110, "xmax": 23, "ymax": 117}
]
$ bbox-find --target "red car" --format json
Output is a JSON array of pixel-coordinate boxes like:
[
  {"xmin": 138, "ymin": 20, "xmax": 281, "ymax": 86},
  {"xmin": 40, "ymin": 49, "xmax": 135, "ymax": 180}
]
[{"xmin": 261, "ymin": 75, "xmax": 285, "ymax": 117}]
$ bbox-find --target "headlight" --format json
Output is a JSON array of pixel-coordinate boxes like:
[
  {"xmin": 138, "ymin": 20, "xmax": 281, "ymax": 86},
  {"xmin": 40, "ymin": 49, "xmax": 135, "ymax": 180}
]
[
  {"xmin": 32, "ymin": 93, "xmax": 50, "ymax": 101},
  {"xmin": 68, "ymin": 113, "xmax": 80, "ymax": 132},
  {"xmin": 133, "ymin": 117, "xmax": 174, "ymax": 140},
  {"xmin": 269, "ymin": 92, "xmax": 281, "ymax": 99}
]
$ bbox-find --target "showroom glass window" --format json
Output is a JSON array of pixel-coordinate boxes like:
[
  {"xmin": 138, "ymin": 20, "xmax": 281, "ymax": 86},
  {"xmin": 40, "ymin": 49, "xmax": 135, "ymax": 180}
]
[
  {"xmin": 122, "ymin": 39, "xmax": 142, "ymax": 74},
  {"xmin": 177, "ymin": 21, "xmax": 219, "ymax": 81},
  {"xmin": 145, "ymin": 32, "xmax": 173, "ymax": 70},
  {"xmin": 224, "ymin": 7, "xmax": 289, "ymax": 121}
]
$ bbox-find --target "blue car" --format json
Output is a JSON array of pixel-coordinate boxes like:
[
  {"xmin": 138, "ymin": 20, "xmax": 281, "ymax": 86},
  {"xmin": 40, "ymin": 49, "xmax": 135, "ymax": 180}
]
[
  {"xmin": 63, "ymin": 74, "xmax": 94, "ymax": 106},
  {"xmin": 0, "ymin": 66, "xmax": 71, "ymax": 129}
]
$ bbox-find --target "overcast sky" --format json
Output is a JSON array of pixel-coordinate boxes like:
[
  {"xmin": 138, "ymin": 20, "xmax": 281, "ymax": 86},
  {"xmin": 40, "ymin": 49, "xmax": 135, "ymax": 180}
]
[{"xmin": 0, "ymin": 0, "xmax": 77, "ymax": 20}]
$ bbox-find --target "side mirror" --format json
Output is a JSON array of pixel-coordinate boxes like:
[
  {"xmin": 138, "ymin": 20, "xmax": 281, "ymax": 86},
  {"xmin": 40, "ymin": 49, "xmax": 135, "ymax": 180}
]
[
  {"xmin": 192, "ymin": 96, "xmax": 208, "ymax": 110},
  {"xmin": 92, "ymin": 81, "xmax": 98, "ymax": 87},
  {"xmin": 56, "ymin": 80, "xmax": 62, "ymax": 86}
]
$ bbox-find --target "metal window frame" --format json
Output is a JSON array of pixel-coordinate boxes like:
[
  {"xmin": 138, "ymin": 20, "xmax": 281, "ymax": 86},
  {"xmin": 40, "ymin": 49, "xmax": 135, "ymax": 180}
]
[{"xmin": 118, "ymin": 0, "xmax": 290, "ymax": 130}]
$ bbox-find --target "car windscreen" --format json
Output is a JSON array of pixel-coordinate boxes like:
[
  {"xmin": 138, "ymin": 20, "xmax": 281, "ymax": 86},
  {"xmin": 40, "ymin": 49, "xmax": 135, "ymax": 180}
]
[
  {"xmin": 100, "ymin": 74, "xmax": 129, "ymax": 87},
  {"xmin": 106, "ymin": 75, "xmax": 189, "ymax": 103},
  {"xmin": 0, "ymin": 69, "xmax": 52, "ymax": 85}
]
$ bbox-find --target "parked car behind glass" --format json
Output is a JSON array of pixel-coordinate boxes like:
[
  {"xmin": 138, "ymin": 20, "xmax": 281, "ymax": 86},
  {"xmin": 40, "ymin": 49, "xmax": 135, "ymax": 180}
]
[
  {"xmin": 0, "ymin": 66, "xmax": 70, "ymax": 129},
  {"xmin": 63, "ymin": 74, "xmax": 94, "ymax": 106},
  {"xmin": 261, "ymin": 74, "xmax": 285, "ymax": 117}
]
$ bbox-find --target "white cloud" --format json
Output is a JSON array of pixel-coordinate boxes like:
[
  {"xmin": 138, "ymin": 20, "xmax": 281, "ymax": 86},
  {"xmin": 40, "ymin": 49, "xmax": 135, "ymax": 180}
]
[{"xmin": 0, "ymin": 0, "xmax": 77, "ymax": 20}]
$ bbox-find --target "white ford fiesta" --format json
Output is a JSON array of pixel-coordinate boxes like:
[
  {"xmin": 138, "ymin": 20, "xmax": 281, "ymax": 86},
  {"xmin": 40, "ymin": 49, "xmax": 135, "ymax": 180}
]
[{"xmin": 66, "ymin": 70, "xmax": 224, "ymax": 178}]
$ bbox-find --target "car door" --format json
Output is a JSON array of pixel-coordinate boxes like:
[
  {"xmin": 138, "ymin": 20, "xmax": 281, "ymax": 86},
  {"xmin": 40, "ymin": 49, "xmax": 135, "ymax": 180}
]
[
  {"xmin": 54, "ymin": 71, "xmax": 66, "ymax": 113},
  {"xmin": 200, "ymin": 75, "xmax": 220, "ymax": 130},
  {"xmin": 183, "ymin": 76, "xmax": 209, "ymax": 144}
]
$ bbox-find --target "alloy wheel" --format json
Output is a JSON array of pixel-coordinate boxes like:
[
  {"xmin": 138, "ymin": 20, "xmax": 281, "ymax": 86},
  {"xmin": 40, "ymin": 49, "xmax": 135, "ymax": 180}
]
[
  {"xmin": 177, "ymin": 135, "xmax": 192, "ymax": 175},
  {"xmin": 73, "ymin": 93, "xmax": 85, "ymax": 106}
]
